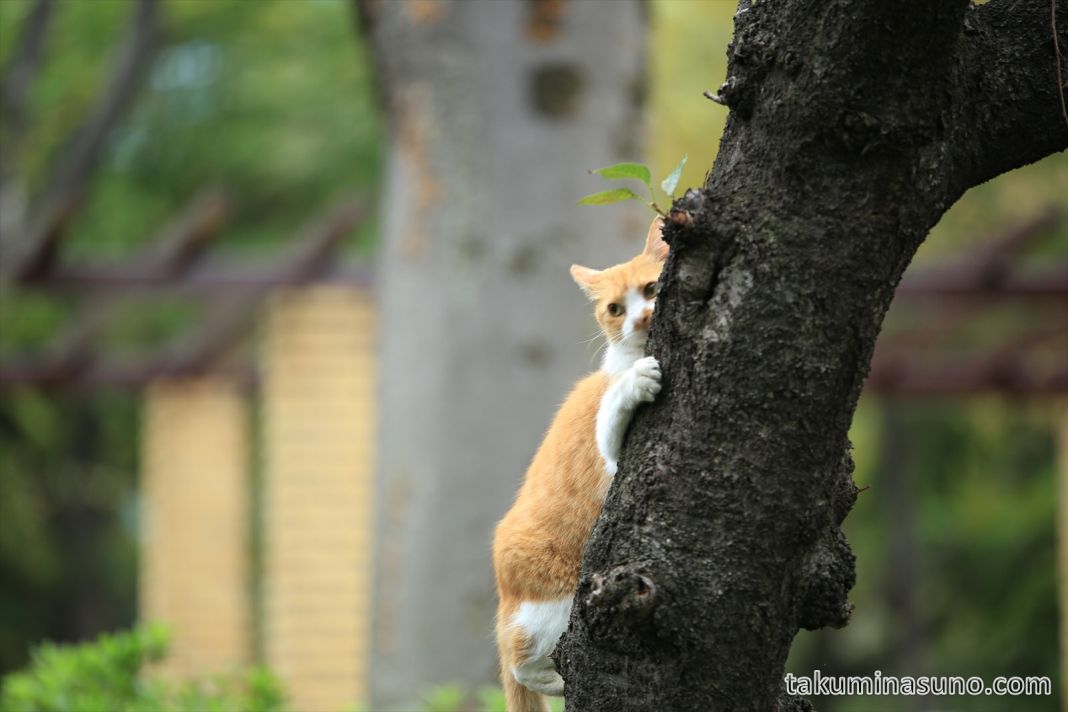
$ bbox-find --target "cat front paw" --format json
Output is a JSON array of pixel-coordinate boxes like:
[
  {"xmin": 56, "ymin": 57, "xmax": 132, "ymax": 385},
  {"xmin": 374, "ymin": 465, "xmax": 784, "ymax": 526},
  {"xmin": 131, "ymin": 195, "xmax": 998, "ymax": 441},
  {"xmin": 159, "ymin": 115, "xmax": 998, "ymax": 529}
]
[{"xmin": 626, "ymin": 356, "xmax": 662, "ymax": 405}]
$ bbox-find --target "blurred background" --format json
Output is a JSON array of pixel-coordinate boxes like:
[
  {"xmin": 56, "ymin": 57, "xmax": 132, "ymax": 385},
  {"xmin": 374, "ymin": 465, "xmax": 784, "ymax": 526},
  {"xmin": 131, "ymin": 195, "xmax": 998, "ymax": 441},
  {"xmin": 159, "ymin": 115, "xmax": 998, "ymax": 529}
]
[{"xmin": 0, "ymin": 1, "xmax": 1063, "ymax": 711}]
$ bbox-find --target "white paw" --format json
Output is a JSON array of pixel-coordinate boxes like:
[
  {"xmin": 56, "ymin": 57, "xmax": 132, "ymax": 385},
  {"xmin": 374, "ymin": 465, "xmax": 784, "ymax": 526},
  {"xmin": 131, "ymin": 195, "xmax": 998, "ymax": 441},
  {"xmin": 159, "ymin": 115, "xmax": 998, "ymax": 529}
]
[
  {"xmin": 604, "ymin": 458, "xmax": 618, "ymax": 477},
  {"xmin": 514, "ymin": 658, "xmax": 565, "ymax": 697},
  {"xmin": 625, "ymin": 356, "xmax": 661, "ymax": 405},
  {"xmin": 541, "ymin": 672, "xmax": 565, "ymax": 697}
]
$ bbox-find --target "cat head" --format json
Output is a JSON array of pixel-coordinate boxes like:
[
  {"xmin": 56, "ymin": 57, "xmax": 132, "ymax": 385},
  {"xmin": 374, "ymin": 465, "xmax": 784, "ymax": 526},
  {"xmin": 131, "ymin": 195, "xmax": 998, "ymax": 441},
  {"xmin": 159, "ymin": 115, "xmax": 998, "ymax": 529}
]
[{"xmin": 570, "ymin": 217, "xmax": 668, "ymax": 348}]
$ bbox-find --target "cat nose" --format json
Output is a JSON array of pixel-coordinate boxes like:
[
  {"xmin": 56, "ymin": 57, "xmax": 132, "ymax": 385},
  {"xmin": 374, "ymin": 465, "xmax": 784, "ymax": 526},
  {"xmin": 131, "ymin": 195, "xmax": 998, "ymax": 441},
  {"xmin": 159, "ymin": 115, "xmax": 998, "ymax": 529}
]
[{"xmin": 634, "ymin": 310, "xmax": 652, "ymax": 330}]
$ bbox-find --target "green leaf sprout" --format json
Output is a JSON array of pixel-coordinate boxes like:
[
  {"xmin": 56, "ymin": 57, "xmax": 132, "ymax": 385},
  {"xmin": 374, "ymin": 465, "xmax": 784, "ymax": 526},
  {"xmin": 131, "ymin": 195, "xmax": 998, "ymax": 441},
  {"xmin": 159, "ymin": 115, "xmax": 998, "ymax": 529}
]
[
  {"xmin": 577, "ymin": 187, "xmax": 644, "ymax": 206},
  {"xmin": 660, "ymin": 154, "xmax": 688, "ymax": 197},
  {"xmin": 578, "ymin": 156, "xmax": 689, "ymax": 216},
  {"xmin": 591, "ymin": 162, "xmax": 652, "ymax": 184}
]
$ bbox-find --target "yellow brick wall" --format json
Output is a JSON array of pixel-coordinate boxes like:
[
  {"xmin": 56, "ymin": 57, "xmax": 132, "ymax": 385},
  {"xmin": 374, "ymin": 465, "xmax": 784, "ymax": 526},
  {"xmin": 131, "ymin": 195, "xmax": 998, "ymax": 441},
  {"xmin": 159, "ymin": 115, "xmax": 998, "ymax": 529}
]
[
  {"xmin": 262, "ymin": 287, "xmax": 375, "ymax": 712},
  {"xmin": 139, "ymin": 377, "xmax": 250, "ymax": 679}
]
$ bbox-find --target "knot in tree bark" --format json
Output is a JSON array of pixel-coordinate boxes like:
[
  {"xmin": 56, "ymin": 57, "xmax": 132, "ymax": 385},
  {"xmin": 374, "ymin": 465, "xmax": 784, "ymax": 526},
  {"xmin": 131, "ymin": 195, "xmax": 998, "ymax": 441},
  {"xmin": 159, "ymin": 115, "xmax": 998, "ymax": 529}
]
[
  {"xmin": 798, "ymin": 528, "xmax": 856, "ymax": 631},
  {"xmin": 579, "ymin": 565, "xmax": 662, "ymax": 653}
]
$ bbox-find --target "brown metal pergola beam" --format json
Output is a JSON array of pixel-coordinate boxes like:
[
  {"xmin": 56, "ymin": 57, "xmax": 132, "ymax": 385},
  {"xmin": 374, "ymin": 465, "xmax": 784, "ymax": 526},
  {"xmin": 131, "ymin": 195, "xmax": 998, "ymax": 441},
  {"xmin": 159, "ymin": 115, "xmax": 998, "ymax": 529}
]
[
  {"xmin": 0, "ymin": 195, "xmax": 368, "ymax": 391},
  {"xmin": 4, "ymin": 201, "xmax": 1063, "ymax": 393},
  {"xmin": 18, "ymin": 187, "xmax": 235, "ymax": 380},
  {"xmin": 896, "ymin": 267, "xmax": 1068, "ymax": 298},
  {"xmin": 896, "ymin": 206, "xmax": 1064, "ymax": 298},
  {"xmin": 866, "ymin": 207, "xmax": 1066, "ymax": 395},
  {"xmin": 21, "ymin": 206, "xmax": 1062, "ymax": 297},
  {"xmin": 9, "ymin": 355, "xmax": 1063, "ymax": 395},
  {"xmin": 0, "ymin": 359, "xmax": 257, "ymax": 391},
  {"xmin": 16, "ymin": 195, "xmax": 371, "ymax": 293},
  {"xmin": 17, "ymin": 263, "xmax": 376, "ymax": 293},
  {"xmin": 868, "ymin": 327, "xmax": 1068, "ymax": 396},
  {"xmin": 865, "ymin": 363, "xmax": 1068, "ymax": 396},
  {"xmin": 25, "ymin": 262, "xmax": 1063, "ymax": 296},
  {"xmin": 151, "ymin": 197, "xmax": 367, "ymax": 376}
]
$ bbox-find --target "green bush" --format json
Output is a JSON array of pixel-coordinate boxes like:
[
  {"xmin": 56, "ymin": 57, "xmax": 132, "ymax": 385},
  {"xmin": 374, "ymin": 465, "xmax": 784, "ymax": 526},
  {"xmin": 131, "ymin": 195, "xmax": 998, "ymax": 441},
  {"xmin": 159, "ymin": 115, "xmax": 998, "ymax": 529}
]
[
  {"xmin": 0, "ymin": 626, "xmax": 285, "ymax": 712},
  {"xmin": 415, "ymin": 685, "xmax": 562, "ymax": 712},
  {"xmin": 2, "ymin": 626, "xmax": 572, "ymax": 712}
]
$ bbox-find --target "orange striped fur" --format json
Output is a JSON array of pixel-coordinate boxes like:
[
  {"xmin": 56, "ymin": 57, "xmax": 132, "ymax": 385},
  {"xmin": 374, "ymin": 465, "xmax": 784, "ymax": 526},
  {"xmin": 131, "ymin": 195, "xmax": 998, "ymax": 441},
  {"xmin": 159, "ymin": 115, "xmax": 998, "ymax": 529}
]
[{"xmin": 492, "ymin": 219, "xmax": 667, "ymax": 711}]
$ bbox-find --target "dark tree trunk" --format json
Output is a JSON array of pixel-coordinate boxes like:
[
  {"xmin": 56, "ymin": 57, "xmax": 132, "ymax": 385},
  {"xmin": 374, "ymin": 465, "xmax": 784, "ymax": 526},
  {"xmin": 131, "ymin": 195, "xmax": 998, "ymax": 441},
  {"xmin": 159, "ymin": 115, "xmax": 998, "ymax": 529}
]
[{"xmin": 556, "ymin": 1, "xmax": 1068, "ymax": 710}]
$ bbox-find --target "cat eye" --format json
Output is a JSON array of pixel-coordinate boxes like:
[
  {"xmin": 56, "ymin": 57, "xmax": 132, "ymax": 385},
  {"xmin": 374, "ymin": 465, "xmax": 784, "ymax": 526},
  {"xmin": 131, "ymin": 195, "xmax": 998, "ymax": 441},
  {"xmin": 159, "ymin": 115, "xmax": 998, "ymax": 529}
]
[
  {"xmin": 606, "ymin": 303, "xmax": 624, "ymax": 317},
  {"xmin": 643, "ymin": 282, "xmax": 657, "ymax": 299}
]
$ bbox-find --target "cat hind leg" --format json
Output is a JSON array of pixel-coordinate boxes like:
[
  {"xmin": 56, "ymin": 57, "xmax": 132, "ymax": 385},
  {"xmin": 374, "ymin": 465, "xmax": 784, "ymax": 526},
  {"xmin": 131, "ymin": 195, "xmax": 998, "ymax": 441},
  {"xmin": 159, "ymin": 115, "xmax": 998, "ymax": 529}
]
[
  {"xmin": 513, "ymin": 653, "xmax": 563, "ymax": 696},
  {"xmin": 508, "ymin": 597, "xmax": 571, "ymax": 696}
]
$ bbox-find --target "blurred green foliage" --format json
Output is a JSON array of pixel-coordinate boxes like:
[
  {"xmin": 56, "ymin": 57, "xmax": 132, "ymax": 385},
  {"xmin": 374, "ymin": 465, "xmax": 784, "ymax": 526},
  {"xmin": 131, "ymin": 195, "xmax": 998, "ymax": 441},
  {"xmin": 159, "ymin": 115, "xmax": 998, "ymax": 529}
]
[
  {"xmin": 788, "ymin": 400, "xmax": 1060, "ymax": 711},
  {"xmin": 0, "ymin": 625, "xmax": 286, "ymax": 712},
  {"xmin": 0, "ymin": 0, "xmax": 381, "ymax": 674},
  {"xmin": 649, "ymin": 0, "xmax": 734, "ymax": 194},
  {"xmin": 0, "ymin": 0, "xmax": 379, "ymax": 263},
  {"xmin": 0, "ymin": 390, "xmax": 140, "ymax": 674}
]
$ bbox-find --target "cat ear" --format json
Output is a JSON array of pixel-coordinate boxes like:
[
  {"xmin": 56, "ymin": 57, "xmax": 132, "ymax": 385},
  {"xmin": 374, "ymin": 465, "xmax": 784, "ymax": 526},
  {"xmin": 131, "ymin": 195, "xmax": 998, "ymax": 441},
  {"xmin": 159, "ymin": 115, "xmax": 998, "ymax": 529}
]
[
  {"xmin": 643, "ymin": 217, "xmax": 669, "ymax": 261},
  {"xmin": 570, "ymin": 264, "xmax": 601, "ymax": 298}
]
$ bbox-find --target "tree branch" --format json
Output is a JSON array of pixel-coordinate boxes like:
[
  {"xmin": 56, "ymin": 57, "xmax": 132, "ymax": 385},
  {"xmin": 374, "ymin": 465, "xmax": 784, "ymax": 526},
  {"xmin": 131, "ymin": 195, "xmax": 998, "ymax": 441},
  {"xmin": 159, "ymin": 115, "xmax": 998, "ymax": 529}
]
[
  {"xmin": 20, "ymin": 187, "xmax": 232, "ymax": 383},
  {"xmin": 0, "ymin": 0, "xmax": 56, "ymax": 140},
  {"xmin": 949, "ymin": 0, "xmax": 1068, "ymax": 190},
  {"xmin": 5, "ymin": 0, "xmax": 159, "ymax": 281},
  {"xmin": 140, "ymin": 186, "xmax": 230, "ymax": 277},
  {"xmin": 0, "ymin": 0, "xmax": 57, "ymax": 260}
]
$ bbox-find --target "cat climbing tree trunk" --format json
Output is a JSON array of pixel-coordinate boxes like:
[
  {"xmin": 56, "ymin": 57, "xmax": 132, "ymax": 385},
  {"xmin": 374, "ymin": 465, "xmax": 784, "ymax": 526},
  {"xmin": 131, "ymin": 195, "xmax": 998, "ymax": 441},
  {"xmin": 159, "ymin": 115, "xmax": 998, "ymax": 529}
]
[
  {"xmin": 357, "ymin": 1, "xmax": 647, "ymax": 707},
  {"xmin": 556, "ymin": 0, "xmax": 1068, "ymax": 710}
]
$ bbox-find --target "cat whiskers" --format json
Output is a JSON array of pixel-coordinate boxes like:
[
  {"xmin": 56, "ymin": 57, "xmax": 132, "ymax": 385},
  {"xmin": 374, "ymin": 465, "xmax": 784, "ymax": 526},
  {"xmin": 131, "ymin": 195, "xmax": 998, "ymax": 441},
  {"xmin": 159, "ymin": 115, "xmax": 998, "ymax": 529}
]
[{"xmin": 578, "ymin": 330, "xmax": 609, "ymax": 368}]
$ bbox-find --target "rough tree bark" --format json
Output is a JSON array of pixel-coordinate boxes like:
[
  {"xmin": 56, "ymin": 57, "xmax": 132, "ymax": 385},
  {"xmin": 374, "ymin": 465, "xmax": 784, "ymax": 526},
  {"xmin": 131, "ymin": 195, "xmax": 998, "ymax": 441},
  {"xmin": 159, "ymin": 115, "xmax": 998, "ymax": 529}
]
[{"xmin": 557, "ymin": 1, "xmax": 1068, "ymax": 710}]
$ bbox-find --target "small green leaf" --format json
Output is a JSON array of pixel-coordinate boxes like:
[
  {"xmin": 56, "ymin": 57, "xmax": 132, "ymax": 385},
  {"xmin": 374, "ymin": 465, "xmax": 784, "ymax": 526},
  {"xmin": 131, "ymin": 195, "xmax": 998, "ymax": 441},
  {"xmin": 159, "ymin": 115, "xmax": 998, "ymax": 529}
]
[
  {"xmin": 661, "ymin": 154, "xmax": 688, "ymax": 197},
  {"xmin": 591, "ymin": 162, "xmax": 652, "ymax": 185},
  {"xmin": 577, "ymin": 188, "xmax": 643, "ymax": 206}
]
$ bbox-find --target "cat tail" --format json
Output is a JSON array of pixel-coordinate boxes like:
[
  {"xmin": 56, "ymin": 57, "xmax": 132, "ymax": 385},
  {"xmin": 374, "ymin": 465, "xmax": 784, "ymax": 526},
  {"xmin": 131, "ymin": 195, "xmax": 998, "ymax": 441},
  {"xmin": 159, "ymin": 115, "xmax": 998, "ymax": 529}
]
[
  {"xmin": 502, "ymin": 667, "xmax": 550, "ymax": 712},
  {"xmin": 497, "ymin": 600, "xmax": 551, "ymax": 712}
]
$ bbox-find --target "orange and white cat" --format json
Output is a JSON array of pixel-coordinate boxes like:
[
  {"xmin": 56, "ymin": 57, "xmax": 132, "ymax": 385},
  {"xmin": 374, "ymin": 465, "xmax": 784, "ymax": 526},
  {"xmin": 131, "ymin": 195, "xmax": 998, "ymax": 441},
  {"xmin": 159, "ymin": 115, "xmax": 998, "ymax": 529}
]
[{"xmin": 492, "ymin": 218, "xmax": 668, "ymax": 712}]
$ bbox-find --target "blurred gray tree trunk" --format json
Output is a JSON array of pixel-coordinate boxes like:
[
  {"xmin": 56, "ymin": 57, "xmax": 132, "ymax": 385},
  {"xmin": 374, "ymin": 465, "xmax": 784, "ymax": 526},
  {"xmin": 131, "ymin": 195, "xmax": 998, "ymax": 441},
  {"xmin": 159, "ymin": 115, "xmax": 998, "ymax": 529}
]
[
  {"xmin": 357, "ymin": 1, "xmax": 647, "ymax": 707},
  {"xmin": 556, "ymin": 0, "xmax": 1068, "ymax": 710}
]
